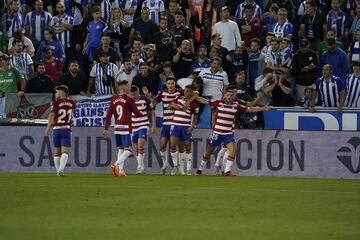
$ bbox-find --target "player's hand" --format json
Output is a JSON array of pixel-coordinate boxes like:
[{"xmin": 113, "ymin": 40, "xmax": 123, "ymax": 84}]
[
  {"xmin": 186, "ymin": 127, "xmax": 193, "ymax": 134},
  {"xmin": 142, "ymin": 86, "xmax": 150, "ymax": 97},
  {"xmin": 45, "ymin": 126, "xmax": 51, "ymax": 136},
  {"xmin": 17, "ymin": 91, "xmax": 24, "ymax": 97},
  {"xmin": 102, "ymin": 130, "xmax": 109, "ymax": 138}
]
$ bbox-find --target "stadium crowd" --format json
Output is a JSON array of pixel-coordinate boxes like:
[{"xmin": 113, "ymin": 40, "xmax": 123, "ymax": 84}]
[{"xmin": 0, "ymin": 0, "xmax": 359, "ymax": 128}]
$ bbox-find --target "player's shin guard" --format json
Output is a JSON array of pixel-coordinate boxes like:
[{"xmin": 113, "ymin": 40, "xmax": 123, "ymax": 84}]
[
  {"xmin": 117, "ymin": 148, "xmax": 124, "ymax": 163},
  {"xmin": 222, "ymin": 150, "xmax": 230, "ymax": 170},
  {"xmin": 116, "ymin": 150, "xmax": 132, "ymax": 172},
  {"xmin": 224, "ymin": 156, "xmax": 235, "ymax": 173},
  {"xmin": 171, "ymin": 151, "xmax": 178, "ymax": 166},
  {"xmin": 185, "ymin": 153, "xmax": 192, "ymax": 172},
  {"xmin": 160, "ymin": 150, "xmax": 168, "ymax": 168},
  {"xmin": 137, "ymin": 148, "xmax": 145, "ymax": 171},
  {"xmin": 54, "ymin": 155, "xmax": 60, "ymax": 172},
  {"xmin": 59, "ymin": 153, "xmax": 68, "ymax": 171},
  {"xmin": 215, "ymin": 147, "xmax": 227, "ymax": 167},
  {"xmin": 179, "ymin": 152, "xmax": 185, "ymax": 174}
]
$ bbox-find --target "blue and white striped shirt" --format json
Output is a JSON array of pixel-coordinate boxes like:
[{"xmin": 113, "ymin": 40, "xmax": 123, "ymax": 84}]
[
  {"xmin": 90, "ymin": 63, "xmax": 119, "ymax": 95},
  {"xmin": 199, "ymin": 67, "xmax": 229, "ymax": 101},
  {"xmin": 101, "ymin": 0, "xmax": 112, "ymax": 23},
  {"xmin": 10, "ymin": 52, "xmax": 33, "ymax": 81},
  {"xmin": 315, "ymin": 75, "xmax": 345, "ymax": 107},
  {"xmin": 326, "ymin": 10, "xmax": 348, "ymax": 39},
  {"xmin": 142, "ymin": 0, "xmax": 165, "ymax": 25},
  {"xmin": 6, "ymin": 11, "xmax": 24, "ymax": 38},
  {"xmin": 114, "ymin": 0, "xmax": 138, "ymax": 25},
  {"xmin": 235, "ymin": 1, "xmax": 261, "ymax": 20},
  {"xmin": 24, "ymin": 10, "xmax": 52, "ymax": 41},
  {"xmin": 50, "ymin": 14, "xmax": 74, "ymax": 48},
  {"xmin": 272, "ymin": 20, "xmax": 293, "ymax": 38},
  {"xmin": 344, "ymin": 74, "xmax": 360, "ymax": 107}
]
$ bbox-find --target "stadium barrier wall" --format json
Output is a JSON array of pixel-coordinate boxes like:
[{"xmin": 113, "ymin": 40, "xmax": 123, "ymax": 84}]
[{"xmin": 0, "ymin": 126, "xmax": 359, "ymax": 179}]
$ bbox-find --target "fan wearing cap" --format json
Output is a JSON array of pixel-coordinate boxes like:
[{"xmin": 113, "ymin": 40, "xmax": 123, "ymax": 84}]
[
  {"xmin": 213, "ymin": 6, "xmax": 242, "ymax": 52},
  {"xmin": 264, "ymin": 69, "xmax": 295, "ymax": 107},
  {"xmin": 87, "ymin": 51, "xmax": 119, "ymax": 96},
  {"xmin": 291, "ymin": 38, "xmax": 319, "ymax": 102},
  {"xmin": 144, "ymin": 44, "xmax": 161, "ymax": 73},
  {"xmin": 320, "ymin": 37, "xmax": 350, "ymax": 80},
  {"xmin": 0, "ymin": 53, "xmax": 25, "ymax": 98},
  {"xmin": 344, "ymin": 61, "xmax": 360, "ymax": 108}
]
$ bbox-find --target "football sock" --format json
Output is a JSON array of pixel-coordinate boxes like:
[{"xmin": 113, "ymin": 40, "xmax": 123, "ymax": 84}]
[
  {"xmin": 179, "ymin": 152, "xmax": 185, "ymax": 172},
  {"xmin": 171, "ymin": 151, "xmax": 178, "ymax": 166},
  {"xmin": 59, "ymin": 153, "xmax": 68, "ymax": 171},
  {"xmin": 116, "ymin": 150, "xmax": 131, "ymax": 172},
  {"xmin": 199, "ymin": 156, "xmax": 208, "ymax": 171},
  {"xmin": 117, "ymin": 149, "xmax": 124, "ymax": 164},
  {"xmin": 224, "ymin": 156, "xmax": 235, "ymax": 173},
  {"xmin": 137, "ymin": 148, "xmax": 145, "ymax": 171},
  {"xmin": 222, "ymin": 150, "xmax": 230, "ymax": 169},
  {"xmin": 160, "ymin": 150, "xmax": 168, "ymax": 168},
  {"xmin": 185, "ymin": 153, "xmax": 192, "ymax": 171},
  {"xmin": 215, "ymin": 147, "xmax": 227, "ymax": 167},
  {"xmin": 54, "ymin": 156, "xmax": 60, "ymax": 172}
]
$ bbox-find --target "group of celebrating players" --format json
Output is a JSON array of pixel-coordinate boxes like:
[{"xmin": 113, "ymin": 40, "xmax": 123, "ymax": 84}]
[{"xmin": 45, "ymin": 79, "xmax": 270, "ymax": 177}]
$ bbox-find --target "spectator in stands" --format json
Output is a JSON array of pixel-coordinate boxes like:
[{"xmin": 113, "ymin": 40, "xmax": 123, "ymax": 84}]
[
  {"xmin": 26, "ymin": 62, "xmax": 53, "ymax": 93},
  {"xmin": 238, "ymin": 4, "xmax": 261, "ymax": 47},
  {"xmin": 58, "ymin": 60, "xmax": 87, "ymax": 96},
  {"xmin": 190, "ymin": 45, "xmax": 211, "ymax": 73},
  {"xmin": 36, "ymin": 28, "xmax": 66, "ymax": 63},
  {"xmin": 87, "ymin": 51, "xmax": 119, "ymax": 96},
  {"xmin": 116, "ymin": 58, "xmax": 137, "ymax": 85},
  {"xmin": 320, "ymin": 37, "xmax": 350, "ymax": 80},
  {"xmin": 312, "ymin": 64, "xmax": 346, "ymax": 114},
  {"xmin": 154, "ymin": 16, "xmax": 170, "ymax": 47},
  {"xmin": 156, "ymin": 31, "xmax": 176, "ymax": 64},
  {"xmin": 348, "ymin": 29, "xmax": 360, "ymax": 62},
  {"xmin": 279, "ymin": 37, "xmax": 292, "ymax": 68},
  {"xmin": 172, "ymin": 39, "xmax": 195, "ymax": 79},
  {"xmin": 248, "ymin": 38, "xmax": 263, "ymax": 89},
  {"xmin": 199, "ymin": 57, "xmax": 229, "ymax": 101},
  {"xmin": 291, "ymin": 38, "xmax": 319, "ymax": 102},
  {"xmin": 262, "ymin": 4, "xmax": 279, "ymax": 33},
  {"xmin": 83, "ymin": 6, "xmax": 109, "ymax": 63},
  {"xmin": 109, "ymin": 7, "xmax": 129, "ymax": 54},
  {"xmin": 235, "ymin": 0, "xmax": 262, "ymax": 20},
  {"xmin": 144, "ymin": 44, "xmax": 161, "ymax": 73},
  {"xmin": 317, "ymin": 28, "xmax": 346, "ymax": 56},
  {"xmin": 132, "ymin": 62, "xmax": 160, "ymax": 96},
  {"xmin": 272, "ymin": 8, "xmax": 293, "ymax": 39},
  {"xmin": 124, "ymin": 36, "xmax": 146, "ymax": 60},
  {"xmin": 264, "ymin": 69, "xmax": 295, "ymax": 107},
  {"xmin": 299, "ymin": 0, "xmax": 327, "ymax": 49},
  {"xmin": 3, "ymin": 0, "xmax": 24, "ymax": 38},
  {"xmin": 265, "ymin": 38, "xmax": 290, "ymax": 74},
  {"xmin": 24, "ymin": 0, "xmax": 52, "ymax": 42},
  {"xmin": 114, "ymin": 0, "xmax": 138, "ymax": 26},
  {"xmin": 159, "ymin": 61, "xmax": 174, "ymax": 87},
  {"xmin": 166, "ymin": 0, "xmax": 180, "ymax": 28},
  {"xmin": 344, "ymin": 61, "xmax": 360, "ymax": 108},
  {"xmin": 350, "ymin": 4, "xmax": 360, "ymax": 42},
  {"xmin": 129, "ymin": 49, "xmax": 144, "ymax": 72},
  {"xmin": 49, "ymin": 2, "xmax": 74, "ymax": 64},
  {"xmin": 298, "ymin": 87, "xmax": 314, "ymax": 107},
  {"xmin": 210, "ymin": 33, "xmax": 230, "ymax": 61},
  {"xmin": 10, "ymin": 39, "xmax": 34, "ymax": 82},
  {"xmin": 129, "ymin": 6, "xmax": 159, "ymax": 44},
  {"xmin": 42, "ymin": 47, "xmax": 63, "ymax": 85},
  {"xmin": 213, "ymin": 6, "xmax": 242, "ymax": 52},
  {"xmin": 326, "ymin": 0, "xmax": 349, "ymax": 40},
  {"xmin": 93, "ymin": 35, "xmax": 122, "ymax": 68},
  {"xmin": 266, "ymin": 0, "xmax": 296, "ymax": 23},
  {"xmin": 8, "ymin": 30, "xmax": 35, "ymax": 57},
  {"xmin": 0, "ymin": 53, "xmax": 25, "ymax": 98},
  {"xmin": 234, "ymin": 71, "xmax": 255, "ymax": 102},
  {"xmin": 228, "ymin": 45, "xmax": 249, "ymax": 83},
  {"xmin": 142, "ymin": 0, "xmax": 165, "ymax": 25},
  {"xmin": 171, "ymin": 10, "xmax": 193, "ymax": 49},
  {"xmin": 254, "ymin": 67, "xmax": 274, "ymax": 107}
]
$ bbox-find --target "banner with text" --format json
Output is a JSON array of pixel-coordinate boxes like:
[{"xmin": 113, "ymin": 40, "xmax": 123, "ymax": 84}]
[
  {"xmin": 264, "ymin": 108, "xmax": 360, "ymax": 131},
  {"xmin": 0, "ymin": 127, "xmax": 359, "ymax": 179}
]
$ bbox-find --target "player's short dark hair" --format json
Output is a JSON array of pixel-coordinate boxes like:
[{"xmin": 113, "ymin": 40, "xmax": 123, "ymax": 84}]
[
  {"xmin": 225, "ymin": 86, "xmax": 236, "ymax": 93},
  {"xmin": 185, "ymin": 84, "xmax": 195, "ymax": 90},
  {"xmin": 166, "ymin": 76, "xmax": 176, "ymax": 82},
  {"xmin": 118, "ymin": 80, "xmax": 128, "ymax": 86},
  {"xmin": 130, "ymin": 85, "xmax": 139, "ymax": 92},
  {"xmin": 55, "ymin": 85, "xmax": 69, "ymax": 95}
]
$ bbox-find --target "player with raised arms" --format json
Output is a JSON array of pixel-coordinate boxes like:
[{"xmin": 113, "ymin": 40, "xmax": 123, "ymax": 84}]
[
  {"xmin": 45, "ymin": 85, "xmax": 76, "ymax": 176},
  {"xmin": 130, "ymin": 85, "xmax": 156, "ymax": 174},
  {"xmin": 195, "ymin": 87, "xmax": 271, "ymax": 176},
  {"xmin": 103, "ymin": 80, "xmax": 142, "ymax": 176}
]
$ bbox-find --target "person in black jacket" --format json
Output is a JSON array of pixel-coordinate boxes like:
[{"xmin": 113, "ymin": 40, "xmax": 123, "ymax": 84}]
[
  {"xmin": 26, "ymin": 62, "xmax": 53, "ymax": 93},
  {"xmin": 132, "ymin": 62, "xmax": 160, "ymax": 97},
  {"xmin": 57, "ymin": 60, "xmax": 88, "ymax": 96}
]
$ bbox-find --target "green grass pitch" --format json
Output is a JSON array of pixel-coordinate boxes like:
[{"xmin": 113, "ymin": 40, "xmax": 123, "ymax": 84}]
[{"xmin": 0, "ymin": 173, "xmax": 359, "ymax": 240}]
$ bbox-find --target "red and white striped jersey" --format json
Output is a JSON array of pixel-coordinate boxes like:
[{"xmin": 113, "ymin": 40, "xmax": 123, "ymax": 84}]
[
  {"xmin": 132, "ymin": 96, "xmax": 153, "ymax": 132},
  {"xmin": 104, "ymin": 94, "xmax": 142, "ymax": 135},
  {"xmin": 154, "ymin": 89, "xmax": 183, "ymax": 126},
  {"xmin": 210, "ymin": 100, "xmax": 247, "ymax": 135},
  {"xmin": 51, "ymin": 98, "xmax": 76, "ymax": 131},
  {"xmin": 172, "ymin": 96, "xmax": 199, "ymax": 127}
]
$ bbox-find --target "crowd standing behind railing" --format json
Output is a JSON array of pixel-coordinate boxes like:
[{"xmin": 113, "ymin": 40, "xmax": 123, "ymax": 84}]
[{"xmin": 0, "ymin": 0, "xmax": 359, "ymax": 128}]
